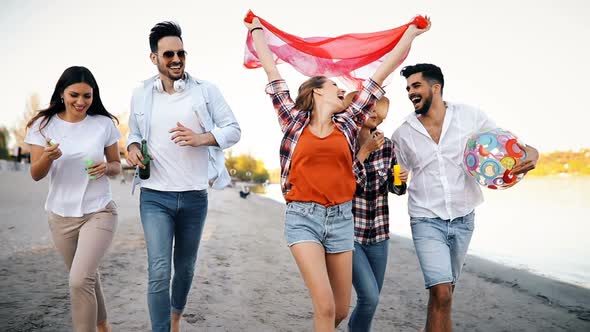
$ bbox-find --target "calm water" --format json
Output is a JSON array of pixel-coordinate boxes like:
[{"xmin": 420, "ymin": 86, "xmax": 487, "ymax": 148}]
[{"xmin": 259, "ymin": 177, "xmax": 590, "ymax": 288}]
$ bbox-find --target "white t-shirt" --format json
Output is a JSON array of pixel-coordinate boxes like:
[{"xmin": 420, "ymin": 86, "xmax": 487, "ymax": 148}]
[
  {"xmin": 25, "ymin": 114, "xmax": 121, "ymax": 217},
  {"xmin": 392, "ymin": 102, "xmax": 496, "ymax": 220},
  {"xmin": 141, "ymin": 89, "xmax": 209, "ymax": 192}
]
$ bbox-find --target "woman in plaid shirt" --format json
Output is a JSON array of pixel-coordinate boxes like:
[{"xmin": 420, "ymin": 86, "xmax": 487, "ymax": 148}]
[
  {"xmin": 245, "ymin": 16, "xmax": 430, "ymax": 331},
  {"xmin": 346, "ymin": 94, "xmax": 408, "ymax": 331}
]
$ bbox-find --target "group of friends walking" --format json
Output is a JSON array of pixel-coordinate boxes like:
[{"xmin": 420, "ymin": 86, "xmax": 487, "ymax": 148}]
[{"xmin": 24, "ymin": 13, "xmax": 538, "ymax": 332}]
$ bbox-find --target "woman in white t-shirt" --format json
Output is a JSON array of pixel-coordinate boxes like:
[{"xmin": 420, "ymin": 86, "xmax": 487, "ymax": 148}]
[{"xmin": 25, "ymin": 66, "xmax": 121, "ymax": 332}]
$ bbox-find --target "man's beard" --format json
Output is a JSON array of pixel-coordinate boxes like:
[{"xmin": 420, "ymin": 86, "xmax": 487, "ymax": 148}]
[
  {"xmin": 157, "ymin": 61, "xmax": 184, "ymax": 81},
  {"xmin": 415, "ymin": 91, "xmax": 433, "ymax": 115}
]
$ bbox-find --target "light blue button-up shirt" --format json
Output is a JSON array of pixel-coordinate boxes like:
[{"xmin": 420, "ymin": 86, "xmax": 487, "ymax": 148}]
[{"xmin": 127, "ymin": 73, "xmax": 241, "ymax": 193}]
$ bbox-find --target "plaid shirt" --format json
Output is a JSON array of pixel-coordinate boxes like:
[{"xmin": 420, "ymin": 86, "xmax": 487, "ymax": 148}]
[
  {"xmin": 265, "ymin": 79, "xmax": 385, "ymax": 197},
  {"xmin": 353, "ymin": 137, "xmax": 407, "ymax": 245}
]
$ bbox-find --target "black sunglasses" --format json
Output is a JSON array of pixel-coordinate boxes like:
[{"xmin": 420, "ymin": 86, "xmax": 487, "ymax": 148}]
[{"xmin": 159, "ymin": 50, "xmax": 187, "ymax": 59}]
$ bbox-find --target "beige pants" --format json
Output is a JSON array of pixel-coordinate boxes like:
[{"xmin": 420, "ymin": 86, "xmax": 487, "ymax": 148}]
[{"xmin": 48, "ymin": 201, "xmax": 118, "ymax": 332}]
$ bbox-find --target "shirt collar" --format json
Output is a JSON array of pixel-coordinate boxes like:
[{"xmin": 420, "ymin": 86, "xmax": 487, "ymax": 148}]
[{"xmin": 403, "ymin": 102, "xmax": 455, "ymax": 138}]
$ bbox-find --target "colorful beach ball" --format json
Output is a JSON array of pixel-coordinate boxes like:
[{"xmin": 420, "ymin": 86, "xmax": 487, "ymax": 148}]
[{"xmin": 463, "ymin": 128, "xmax": 527, "ymax": 190}]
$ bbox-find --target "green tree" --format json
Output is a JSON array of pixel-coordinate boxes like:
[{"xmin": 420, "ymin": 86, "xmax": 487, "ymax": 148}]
[
  {"xmin": 0, "ymin": 127, "xmax": 9, "ymax": 160},
  {"xmin": 528, "ymin": 149, "xmax": 590, "ymax": 176},
  {"xmin": 225, "ymin": 152, "xmax": 269, "ymax": 183}
]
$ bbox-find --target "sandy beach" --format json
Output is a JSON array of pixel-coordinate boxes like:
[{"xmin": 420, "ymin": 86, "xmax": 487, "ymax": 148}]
[{"xmin": 0, "ymin": 171, "xmax": 589, "ymax": 331}]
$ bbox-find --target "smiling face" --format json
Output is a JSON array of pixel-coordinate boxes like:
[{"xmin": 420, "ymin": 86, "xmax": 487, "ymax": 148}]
[
  {"xmin": 363, "ymin": 109, "xmax": 380, "ymax": 129},
  {"xmin": 370, "ymin": 97, "xmax": 390, "ymax": 128},
  {"xmin": 363, "ymin": 97, "xmax": 390, "ymax": 129},
  {"xmin": 406, "ymin": 72, "xmax": 436, "ymax": 115},
  {"xmin": 61, "ymin": 83, "xmax": 93, "ymax": 115},
  {"xmin": 344, "ymin": 92, "xmax": 389, "ymax": 129},
  {"xmin": 151, "ymin": 36, "xmax": 185, "ymax": 81},
  {"xmin": 317, "ymin": 79, "xmax": 346, "ymax": 113}
]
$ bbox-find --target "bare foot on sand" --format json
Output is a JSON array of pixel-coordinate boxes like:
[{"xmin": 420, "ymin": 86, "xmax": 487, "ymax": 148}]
[{"xmin": 171, "ymin": 312, "xmax": 181, "ymax": 332}]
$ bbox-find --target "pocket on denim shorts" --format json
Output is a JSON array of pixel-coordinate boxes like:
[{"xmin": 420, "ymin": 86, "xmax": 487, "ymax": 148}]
[
  {"xmin": 284, "ymin": 207, "xmax": 319, "ymax": 246},
  {"xmin": 342, "ymin": 209, "xmax": 353, "ymax": 220},
  {"xmin": 285, "ymin": 202, "xmax": 310, "ymax": 217}
]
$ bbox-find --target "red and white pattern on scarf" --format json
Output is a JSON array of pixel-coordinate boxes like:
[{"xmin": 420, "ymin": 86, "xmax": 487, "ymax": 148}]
[{"xmin": 243, "ymin": 10, "xmax": 428, "ymax": 90}]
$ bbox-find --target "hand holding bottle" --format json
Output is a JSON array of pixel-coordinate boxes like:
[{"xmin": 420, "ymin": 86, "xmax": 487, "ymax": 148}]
[
  {"xmin": 43, "ymin": 138, "xmax": 62, "ymax": 161},
  {"xmin": 126, "ymin": 142, "xmax": 148, "ymax": 169},
  {"xmin": 85, "ymin": 159, "xmax": 109, "ymax": 180},
  {"xmin": 138, "ymin": 140, "xmax": 151, "ymax": 180},
  {"xmin": 393, "ymin": 165, "xmax": 409, "ymax": 185}
]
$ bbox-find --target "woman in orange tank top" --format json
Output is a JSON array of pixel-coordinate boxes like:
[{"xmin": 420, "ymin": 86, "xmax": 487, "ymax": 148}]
[{"xmin": 245, "ymin": 16, "xmax": 430, "ymax": 332}]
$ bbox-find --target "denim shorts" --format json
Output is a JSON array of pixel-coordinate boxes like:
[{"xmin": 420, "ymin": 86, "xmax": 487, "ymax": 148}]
[
  {"xmin": 410, "ymin": 211, "xmax": 475, "ymax": 289},
  {"xmin": 284, "ymin": 200, "xmax": 354, "ymax": 254}
]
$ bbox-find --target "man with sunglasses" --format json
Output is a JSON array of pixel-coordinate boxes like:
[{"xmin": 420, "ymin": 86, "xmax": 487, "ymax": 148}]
[{"xmin": 126, "ymin": 21, "xmax": 240, "ymax": 332}]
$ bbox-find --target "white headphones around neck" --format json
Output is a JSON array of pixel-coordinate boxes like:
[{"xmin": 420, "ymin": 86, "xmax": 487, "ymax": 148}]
[{"xmin": 154, "ymin": 74, "xmax": 187, "ymax": 93}]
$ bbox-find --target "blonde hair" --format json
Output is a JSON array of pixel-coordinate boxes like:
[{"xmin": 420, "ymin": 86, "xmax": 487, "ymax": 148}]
[{"xmin": 295, "ymin": 76, "xmax": 327, "ymax": 113}]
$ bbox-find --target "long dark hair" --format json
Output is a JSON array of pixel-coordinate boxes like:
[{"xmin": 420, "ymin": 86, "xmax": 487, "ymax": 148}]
[{"xmin": 26, "ymin": 66, "xmax": 118, "ymax": 132}]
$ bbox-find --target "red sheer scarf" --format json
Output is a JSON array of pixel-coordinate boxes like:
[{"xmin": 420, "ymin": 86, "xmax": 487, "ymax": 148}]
[{"xmin": 243, "ymin": 10, "xmax": 428, "ymax": 89}]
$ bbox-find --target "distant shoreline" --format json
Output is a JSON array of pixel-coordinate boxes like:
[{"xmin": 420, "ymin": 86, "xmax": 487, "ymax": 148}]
[
  {"xmin": 527, "ymin": 173, "xmax": 590, "ymax": 178},
  {"xmin": 389, "ymin": 232, "xmax": 590, "ymax": 317}
]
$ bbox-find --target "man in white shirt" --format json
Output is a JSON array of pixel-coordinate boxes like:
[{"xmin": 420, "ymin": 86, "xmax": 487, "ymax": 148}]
[
  {"xmin": 392, "ymin": 63, "xmax": 538, "ymax": 332},
  {"xmin": 125, "ymin": 21, "xmax": 240, "ymax": 332}
]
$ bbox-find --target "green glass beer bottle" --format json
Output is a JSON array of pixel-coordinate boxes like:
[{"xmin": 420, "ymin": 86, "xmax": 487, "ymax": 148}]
[{"xmin": 139, "ymin": 139, "xmax": 151, "ymax": 180}]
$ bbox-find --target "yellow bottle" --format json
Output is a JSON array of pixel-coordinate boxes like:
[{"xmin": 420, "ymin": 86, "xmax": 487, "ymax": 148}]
[{"xmin": 393, "ymin": 164, "xmax": 402, "ymax": 186}]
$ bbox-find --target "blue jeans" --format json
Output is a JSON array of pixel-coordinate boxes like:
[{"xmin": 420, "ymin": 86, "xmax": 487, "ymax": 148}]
[
  {"xmin": 348, "ymin": 240, "xmax": 389, "ymax": 332},
  {"xmin": 140, "ymin": 188, "xmax": 208, "ymax": 332},
  {"xmin": 410, "ymin": 211, "xmax": 475, "ymax": 289}
]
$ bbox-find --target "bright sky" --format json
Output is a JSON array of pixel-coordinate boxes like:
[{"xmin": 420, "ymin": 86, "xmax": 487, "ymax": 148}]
[{"xmin": 1, "ymin": 0, "xmax": 588, "ymax": 169}]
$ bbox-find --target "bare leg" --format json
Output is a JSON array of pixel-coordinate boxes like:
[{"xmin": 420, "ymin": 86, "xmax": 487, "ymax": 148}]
[
  {"xmin": 171, "ymin": 312, "xmax": 181, "ymax": 332},
  {"xmin": 325, "ymin": 251, "xmax": 353, "ymax": 328},
  {"xmin": 425, "ymin": 283, "xmax": 453, "ymax": 332},
  {"xmin": 290, "ymin": 242, "xmax": 336, "ymax": 332}
]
